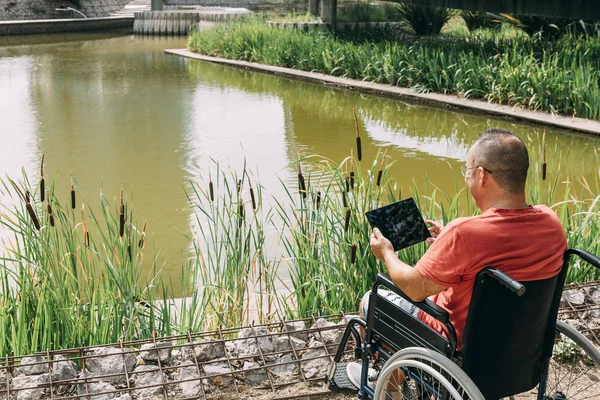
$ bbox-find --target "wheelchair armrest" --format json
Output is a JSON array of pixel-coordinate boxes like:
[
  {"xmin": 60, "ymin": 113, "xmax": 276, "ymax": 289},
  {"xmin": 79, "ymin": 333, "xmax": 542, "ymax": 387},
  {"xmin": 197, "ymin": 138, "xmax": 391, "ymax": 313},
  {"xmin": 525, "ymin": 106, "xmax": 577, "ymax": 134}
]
[{"xmin": 374, "ymin": 273, "xmax": 450, "ymax": 325}]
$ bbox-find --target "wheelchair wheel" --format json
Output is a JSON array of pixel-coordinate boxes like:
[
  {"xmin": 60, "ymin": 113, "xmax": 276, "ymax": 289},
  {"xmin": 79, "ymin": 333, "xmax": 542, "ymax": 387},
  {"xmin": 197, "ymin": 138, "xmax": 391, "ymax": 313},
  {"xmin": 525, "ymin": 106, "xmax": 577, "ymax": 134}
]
[
  {"xmin": 539, "ymin": 320, "xmax": 600, "ymax": 399},
  {"xmin": 373, "ymin": 347, "xmax": 485, "ymax": 400}
]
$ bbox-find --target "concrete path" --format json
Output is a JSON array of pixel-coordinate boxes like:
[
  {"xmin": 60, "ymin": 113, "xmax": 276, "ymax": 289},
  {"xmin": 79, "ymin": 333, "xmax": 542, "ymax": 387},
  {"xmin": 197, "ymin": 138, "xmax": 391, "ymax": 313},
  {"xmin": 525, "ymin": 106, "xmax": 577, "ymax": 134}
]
[
  {"xmin": 110, "ymin": 0, "xmax": 151, "ymax": 18},
  {"xmin": 165, "ymin": 49, "xmax": 600, "ymax": 136}
]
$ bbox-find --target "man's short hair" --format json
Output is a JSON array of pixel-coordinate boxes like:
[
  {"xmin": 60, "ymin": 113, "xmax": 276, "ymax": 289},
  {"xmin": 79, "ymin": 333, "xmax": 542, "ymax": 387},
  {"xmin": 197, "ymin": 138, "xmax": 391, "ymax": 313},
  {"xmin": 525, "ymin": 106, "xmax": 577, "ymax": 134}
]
[{"xmin": 471, "ymin": 128, "xmax": 529, "ymax": 194}]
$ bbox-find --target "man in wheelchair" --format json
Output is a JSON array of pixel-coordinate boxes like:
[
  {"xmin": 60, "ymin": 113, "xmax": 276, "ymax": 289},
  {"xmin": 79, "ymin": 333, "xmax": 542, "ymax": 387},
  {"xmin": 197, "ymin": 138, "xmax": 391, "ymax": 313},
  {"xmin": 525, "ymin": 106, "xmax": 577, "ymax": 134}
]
[{"xmin": 329, "ymin": 129, "xmax": 600, "ymax": 400}]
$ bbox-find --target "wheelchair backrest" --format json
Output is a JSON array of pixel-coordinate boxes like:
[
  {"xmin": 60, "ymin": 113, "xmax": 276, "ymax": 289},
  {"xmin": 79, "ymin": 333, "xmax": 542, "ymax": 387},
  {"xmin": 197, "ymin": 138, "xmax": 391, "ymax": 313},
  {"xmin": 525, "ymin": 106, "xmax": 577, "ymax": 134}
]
[{"xmin": 460, "ymin": 264, "xmax": 567, "ymax": 399}]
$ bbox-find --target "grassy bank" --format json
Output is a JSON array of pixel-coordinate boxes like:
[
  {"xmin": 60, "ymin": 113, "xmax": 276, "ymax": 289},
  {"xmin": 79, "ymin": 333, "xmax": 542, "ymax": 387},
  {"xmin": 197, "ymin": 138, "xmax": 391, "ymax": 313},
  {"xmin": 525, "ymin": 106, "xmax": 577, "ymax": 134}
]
[{"xmin": 188, "ymin": 18, "xmax": 600, "ymax": 120}]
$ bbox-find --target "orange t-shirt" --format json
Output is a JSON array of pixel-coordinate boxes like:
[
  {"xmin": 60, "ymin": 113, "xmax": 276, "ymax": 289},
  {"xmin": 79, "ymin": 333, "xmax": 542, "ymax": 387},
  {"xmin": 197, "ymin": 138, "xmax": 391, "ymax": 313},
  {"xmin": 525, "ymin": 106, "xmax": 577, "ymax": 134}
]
[{"xmin": 415, "ymin": 205, "xmax": 567, "ymax": 349}]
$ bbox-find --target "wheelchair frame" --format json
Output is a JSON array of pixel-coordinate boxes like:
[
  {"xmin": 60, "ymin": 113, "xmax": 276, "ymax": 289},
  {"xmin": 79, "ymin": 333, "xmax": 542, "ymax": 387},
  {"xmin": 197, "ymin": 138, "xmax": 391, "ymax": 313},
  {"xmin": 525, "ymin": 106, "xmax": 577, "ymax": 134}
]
[{"xmin": 328, "ymin": 248, "xmax": 600, "ymax": 400}]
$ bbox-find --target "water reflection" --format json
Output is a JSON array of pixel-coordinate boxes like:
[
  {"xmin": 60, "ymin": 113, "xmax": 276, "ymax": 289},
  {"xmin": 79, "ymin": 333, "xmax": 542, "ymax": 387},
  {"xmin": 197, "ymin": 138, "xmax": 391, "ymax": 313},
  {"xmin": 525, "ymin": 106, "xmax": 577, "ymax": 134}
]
[{"xmin": 0, "ymin": 33, "xmax": 599, "ymax": 296}]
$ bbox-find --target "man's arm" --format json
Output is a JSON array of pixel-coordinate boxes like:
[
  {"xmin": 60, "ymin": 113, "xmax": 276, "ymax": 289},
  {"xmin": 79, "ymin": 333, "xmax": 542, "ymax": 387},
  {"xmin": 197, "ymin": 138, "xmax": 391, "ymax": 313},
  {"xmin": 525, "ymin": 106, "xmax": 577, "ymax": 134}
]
[{"xmin": 371, "ymin": 228, "xmax": 446, "ymax": 301}]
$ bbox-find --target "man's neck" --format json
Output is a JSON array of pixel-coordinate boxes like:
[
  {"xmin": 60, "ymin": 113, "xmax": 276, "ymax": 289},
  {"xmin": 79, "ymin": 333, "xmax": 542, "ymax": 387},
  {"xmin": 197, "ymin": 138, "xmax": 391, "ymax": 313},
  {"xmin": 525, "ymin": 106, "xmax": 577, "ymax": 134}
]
[{"xmin": 481, "ymin": 194, "xmax": 528, "ymax": 212}]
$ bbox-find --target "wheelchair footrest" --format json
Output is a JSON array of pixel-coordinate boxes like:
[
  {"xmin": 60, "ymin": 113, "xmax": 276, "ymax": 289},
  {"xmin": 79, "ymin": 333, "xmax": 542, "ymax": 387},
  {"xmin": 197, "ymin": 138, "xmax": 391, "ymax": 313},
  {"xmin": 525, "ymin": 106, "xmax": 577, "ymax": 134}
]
[{"xmin": 327, "ymin": 362, "xmax": 359, "ymax": 393}]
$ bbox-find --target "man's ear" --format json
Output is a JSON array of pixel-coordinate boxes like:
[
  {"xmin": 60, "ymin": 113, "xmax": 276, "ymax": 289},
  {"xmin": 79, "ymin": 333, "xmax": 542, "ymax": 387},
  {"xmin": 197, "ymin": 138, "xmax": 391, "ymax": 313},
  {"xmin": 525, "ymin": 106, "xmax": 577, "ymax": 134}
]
[{"xmin": 478, "ymin": 167, "xmax": 488, "ymax": 186}]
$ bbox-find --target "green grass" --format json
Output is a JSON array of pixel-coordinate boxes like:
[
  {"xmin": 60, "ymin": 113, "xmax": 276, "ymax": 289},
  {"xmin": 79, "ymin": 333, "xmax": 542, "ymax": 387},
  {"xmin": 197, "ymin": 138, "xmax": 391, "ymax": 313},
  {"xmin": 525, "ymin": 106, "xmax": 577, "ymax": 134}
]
[{"xmin": 188, "ymin": 18, "xmax": 600, "ymax": 120}]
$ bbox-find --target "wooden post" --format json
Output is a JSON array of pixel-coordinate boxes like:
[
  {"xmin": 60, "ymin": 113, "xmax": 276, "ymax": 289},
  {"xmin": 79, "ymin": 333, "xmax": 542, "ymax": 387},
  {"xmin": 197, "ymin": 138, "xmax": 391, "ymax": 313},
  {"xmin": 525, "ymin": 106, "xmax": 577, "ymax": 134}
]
[{"xmin": 320, "ymin": 0, "xmax": 336, "ymax": 30}]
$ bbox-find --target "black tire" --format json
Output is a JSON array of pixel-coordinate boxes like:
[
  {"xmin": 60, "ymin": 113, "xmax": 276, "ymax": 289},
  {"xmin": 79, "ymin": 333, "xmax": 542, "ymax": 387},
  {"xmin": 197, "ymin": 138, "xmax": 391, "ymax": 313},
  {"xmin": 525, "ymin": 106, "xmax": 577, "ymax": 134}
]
[{"xmin": 538, "ymin": 320, "xmax": 600, "ymax": 399}]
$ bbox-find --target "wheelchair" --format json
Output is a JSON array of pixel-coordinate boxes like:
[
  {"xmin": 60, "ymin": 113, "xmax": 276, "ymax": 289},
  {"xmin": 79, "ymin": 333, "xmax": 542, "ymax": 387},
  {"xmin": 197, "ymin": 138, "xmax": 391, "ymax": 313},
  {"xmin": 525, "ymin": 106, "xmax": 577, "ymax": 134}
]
[{"xmin": 328, "ymin": 248, "xmax": 600, "ymax": 400}]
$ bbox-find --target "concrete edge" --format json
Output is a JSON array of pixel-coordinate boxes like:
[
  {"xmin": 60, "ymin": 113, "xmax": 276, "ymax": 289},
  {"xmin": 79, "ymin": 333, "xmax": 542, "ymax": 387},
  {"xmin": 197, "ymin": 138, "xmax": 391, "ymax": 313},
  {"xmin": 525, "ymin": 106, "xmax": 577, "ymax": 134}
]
[
  {"xmin": 0, "ymin": 16, "xmax": 134, "ymax": 36},
  {"xmin": 165, "ymin": 48, "xmax": 600, "ymax": 136}
]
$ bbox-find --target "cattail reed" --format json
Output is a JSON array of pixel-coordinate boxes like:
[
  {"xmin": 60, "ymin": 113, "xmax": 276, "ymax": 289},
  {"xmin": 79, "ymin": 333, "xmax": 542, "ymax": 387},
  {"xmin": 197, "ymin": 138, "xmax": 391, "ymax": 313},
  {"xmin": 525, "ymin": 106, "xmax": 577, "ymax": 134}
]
[
  {"xmin": 238, "ymin": 202, "xmax": 245, "ymax": 227},
  {"xmin": 237, "ymin": 179, "xmax": 242, "ymax": 194},
  {"xmin": 316, "ymin": 191, "xmax": 321, "ymax": 210},
  {"xmin": 353, "ymin": 109, "xmax": 362, "ymax": 161},
  {"xmin": 249, "ymin": 182, "xmax": 256, "ymax": 210},
  {"xmin": 350, "ymin": 243, "xmax": 357, "ymax": 264},
  {"xmin": 298, "ymin": 162, "xmax": 307, "ymax": 199},
  {"xmin": 542, "ymin": 130, "xmax": 547, "ymax": 181},
  {"xmin": 47, "ymin": 192, "xmax": 54, "ymax": 227},
  {"xmin": 209, "ymin": 171, "xmax": 214, "ymax": 202},
  {"xmin": 342, "ymin": 192, "xmax": 347, "ymax": 208},
  {"xmin": 127, "ymin": 244, "xmax": 132, "ymax": 262},
  {"xmin": 81, "ymin": 207, "xmax": 90, "ymax": 246},
  {"xmin": 119, "ymin": 189, "xmax": 125, "ymax": 238},
  {"xmin": 350, "ymin": 171, "xmax": 355, "ymax": 190},
  {"xmin": 71, "ymin": 175, "xmax": 75, "ymax": 210},
  {"xmin": 376, "ymin": 151, "xmax": 386, "ymax": 187},
  {"xmin": 26, "ymin": 203, "xmax": 40, "ymax": 231},
  {"xmin": 40, "ymin": 154, "xmax": 45, "ymax": 203},
  {"xmin": 25, "ymin": 190, "xmax": 30, "ymax": 204},
  {"xmin": 345, "ymin": 177, "xmax": 350, "ymax": 193},
  {"xmin": 344, "ymin": 209, "xmax": 351, "ymax": 232},
  {"xmin": 139, "ymin": 221, "xmax": 147, "ymax": 248}
]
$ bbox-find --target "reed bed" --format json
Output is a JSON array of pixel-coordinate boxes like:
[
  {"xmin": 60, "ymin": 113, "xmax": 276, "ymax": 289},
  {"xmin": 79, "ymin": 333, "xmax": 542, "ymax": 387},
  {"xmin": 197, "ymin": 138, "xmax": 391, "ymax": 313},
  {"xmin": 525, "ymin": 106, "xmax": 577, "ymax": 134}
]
[
  {"xmin": 188, "ymin": 18, "xmax": 600, "ymax": 120},
  {"xmin": 1, "ymin": 140, "xmax": 598, "ymax": 354},
  {"xmin": 0, "ymin": 170, "xmax": 202, "ymax": 356}
]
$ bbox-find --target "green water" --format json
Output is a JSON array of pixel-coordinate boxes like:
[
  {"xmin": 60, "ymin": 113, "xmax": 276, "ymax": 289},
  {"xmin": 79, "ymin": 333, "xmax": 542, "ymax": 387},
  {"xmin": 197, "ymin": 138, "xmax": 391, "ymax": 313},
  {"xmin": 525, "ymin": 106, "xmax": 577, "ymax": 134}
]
[{"xmin": 1, "ymin": 32, "xmax": 598, "ymax": 294}]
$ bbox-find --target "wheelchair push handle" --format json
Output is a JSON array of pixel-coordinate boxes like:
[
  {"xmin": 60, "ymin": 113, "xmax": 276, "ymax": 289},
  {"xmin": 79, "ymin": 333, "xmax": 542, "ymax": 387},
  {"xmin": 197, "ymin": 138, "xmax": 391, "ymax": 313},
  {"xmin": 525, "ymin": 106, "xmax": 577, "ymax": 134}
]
[
  {"xmin": 482, "ymin": 268, "xmax": 526, "ymax": 296},
  {"xmin": 575, "ymin": 249, "xmax": 600, "ymax": 269}
]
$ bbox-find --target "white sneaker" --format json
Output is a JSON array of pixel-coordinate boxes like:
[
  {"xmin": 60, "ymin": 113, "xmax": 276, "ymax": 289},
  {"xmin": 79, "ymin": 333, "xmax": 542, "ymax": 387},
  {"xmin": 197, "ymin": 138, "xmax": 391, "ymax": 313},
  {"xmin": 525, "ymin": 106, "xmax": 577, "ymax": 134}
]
[{"xmin": 346, "ymin": 361, "xmax": 378, "ymax": 389}]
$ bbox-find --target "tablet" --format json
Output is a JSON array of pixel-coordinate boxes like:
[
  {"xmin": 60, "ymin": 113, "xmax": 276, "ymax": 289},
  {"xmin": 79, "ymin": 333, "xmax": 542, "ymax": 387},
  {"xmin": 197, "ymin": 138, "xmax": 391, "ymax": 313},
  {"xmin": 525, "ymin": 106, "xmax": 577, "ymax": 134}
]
[{"xmin": 365, "ymin": 198, "xmax": 431, "ymax": 251}]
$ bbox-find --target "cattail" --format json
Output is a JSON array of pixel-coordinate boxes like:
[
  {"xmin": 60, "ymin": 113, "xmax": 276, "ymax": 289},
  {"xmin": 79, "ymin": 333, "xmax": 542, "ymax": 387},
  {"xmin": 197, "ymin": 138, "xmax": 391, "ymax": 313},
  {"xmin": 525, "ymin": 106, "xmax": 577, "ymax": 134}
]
[
  {"xmin": 345, "ymin": 177, "xmax": 350, "ymax": 193},
  {"xmin": 25, "ymin": 190, "xmax": 30, "ymax": 204},
  {"xmin": 47, "ymin": 192, "xmax": 54, "ymax": 227},
  {"xmin": 71, "ymin": 175, "xmax": 75, "ymax": 209},
  {"xmin": 127, "ymin": 244, "xmax": 132, "ymax": 262},
  {"xmin": 350, "ymin": 244, "xmax": 357, "ymax": 264},
  {"xmin": 139, "ymin": 221, "xmax": 147, "ymax": 248},
  {"xmin": 342, "ymin": 192, "xmax": 347, "ymax": 208},
  {"xmin": 344, "ymin": 209, "xmax": 351, "ymax": 232},
  {"xmin": 238, "ymin": 203, "xmax": 245, "ymax": 227},
  {"xmin": 376, "ymin": 150, "xmax": 386, "ymax": 187},
  {"xmin": 237, "ymin": 179, "xmax": 242, "ymax": 194},
  {"xmin": 250, "ymin": 185, "xmax": 256, "ymax": 210},
  {"xmin": 298, "ymin": 163, "xmax": 307, "ymax": 199},
  {"xmin": 316, "ymin": 191, "xmax": 321, "ymax": 210},
  {"xmin": 119, "ymin": 189, "xmax": 125, "ymax": 238},
  {"xmin": 40, "ymin": 154, "xmax": 45, "ymax": 203},
  {"xmin": 209, "ymin": 171, "xmax": 214, "ymax": 202},
  {"xmin": 376, "ymin": 170, "xmax": 383, "ymax": 186},
  {"xmin": 350, "ymin": 171, "xmax": 355, "ymax": 190},
  {"xmin": 26, "ymin": 203, "xmax": 40, "ymax": 231},
  {"xmin": 542, "ymin": 130, "xmax": 547, "ymax": 181},
  {"xmin": 353, "ymin": 109, "xmax": 362, "ymax": 161}
]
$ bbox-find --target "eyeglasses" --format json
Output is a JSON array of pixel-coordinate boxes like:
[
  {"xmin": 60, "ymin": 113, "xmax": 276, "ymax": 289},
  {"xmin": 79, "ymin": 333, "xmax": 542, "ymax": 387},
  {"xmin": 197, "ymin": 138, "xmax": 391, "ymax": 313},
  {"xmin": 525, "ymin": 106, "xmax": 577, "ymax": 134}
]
[{"xmin": 460, "ymin": 165, "xmax": 493, "ymax": 177}]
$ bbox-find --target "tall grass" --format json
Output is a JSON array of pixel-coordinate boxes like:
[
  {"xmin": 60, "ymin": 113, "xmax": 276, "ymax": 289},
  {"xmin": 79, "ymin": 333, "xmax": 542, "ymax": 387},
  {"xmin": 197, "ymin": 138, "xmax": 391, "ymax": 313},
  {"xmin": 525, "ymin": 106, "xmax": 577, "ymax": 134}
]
[
  {"xmin": 2, "ymin": 140, "xmax": 598, "ymax": 354},
  {"xmin": 188, "ymin": 18, "xmax": 600, "ymax": 120},
  {"xmin": 0, "ymin": 171, "xmax": 203, "ymax": 356}
]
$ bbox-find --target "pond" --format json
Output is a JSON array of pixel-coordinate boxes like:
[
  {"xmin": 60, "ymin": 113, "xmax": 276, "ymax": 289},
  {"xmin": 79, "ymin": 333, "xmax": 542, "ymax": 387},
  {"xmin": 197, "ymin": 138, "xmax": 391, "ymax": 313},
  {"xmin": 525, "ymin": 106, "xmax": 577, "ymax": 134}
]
[{"xmin": 1, "ymin": 31, "xmax": 598, "ymax": 295}]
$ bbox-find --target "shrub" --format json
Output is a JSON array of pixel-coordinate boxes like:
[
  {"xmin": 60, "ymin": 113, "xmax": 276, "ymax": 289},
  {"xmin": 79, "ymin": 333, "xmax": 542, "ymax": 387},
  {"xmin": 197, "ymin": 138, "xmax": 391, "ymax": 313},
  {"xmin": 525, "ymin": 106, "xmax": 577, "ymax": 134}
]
[
  {"xmin": 397, "ymin": 3, "xmax": 451, "ymax": 35},
  {"xmin": 460, "ymin": 10, "xmax": 495, "ymax": 31}
]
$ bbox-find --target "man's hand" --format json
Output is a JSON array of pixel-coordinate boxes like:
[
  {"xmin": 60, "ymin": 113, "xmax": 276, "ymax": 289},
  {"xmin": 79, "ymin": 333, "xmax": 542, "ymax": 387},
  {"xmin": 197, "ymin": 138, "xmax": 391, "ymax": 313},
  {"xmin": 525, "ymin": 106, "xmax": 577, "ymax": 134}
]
[
  {"xmin": 370, "ymin": 228, "xmax": 394, "ymax": 260},
  {"xmin": 425, "ymin": 220, "xmax": 443, "ymax": 245}
]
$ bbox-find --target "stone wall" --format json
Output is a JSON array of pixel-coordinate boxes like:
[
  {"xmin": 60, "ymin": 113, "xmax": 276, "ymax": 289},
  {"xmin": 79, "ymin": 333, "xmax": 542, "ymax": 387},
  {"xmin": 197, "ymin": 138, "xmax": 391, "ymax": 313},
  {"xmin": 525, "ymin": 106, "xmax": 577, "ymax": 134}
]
[{"xmin": 0, "ymin": 0, "xmax": 130, "ymax": 21}]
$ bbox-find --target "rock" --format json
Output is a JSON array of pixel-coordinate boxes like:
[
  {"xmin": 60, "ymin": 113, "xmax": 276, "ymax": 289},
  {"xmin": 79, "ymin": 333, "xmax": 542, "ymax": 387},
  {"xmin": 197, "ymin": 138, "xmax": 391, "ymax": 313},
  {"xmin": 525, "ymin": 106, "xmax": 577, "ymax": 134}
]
[
  {"xmin": 583, "ymin": 309, "xmax": 600, "ymax": 322},
  {"xmin": 19, "ymin": 356, "xmax": 47, "ymax": 376},
  {"xmin": 139, "ymin": 342, "xmax": 172, "ymax": 364},
  {"xmin": 236, "ymin": 326, "xmax": 274, "ymax": 357},
  {"xmin": 133, "ymin": 365, "xmax": 165, "ymax": 398},
  {"xmin": 13, "ymin": 374, "xmax": 49, "ymax": 400},
  {"xmin": 177, "ymin": 361, "xmax": 203, "ymax": 398},
  {"xmin": 187, "ymin": 339, "xmax": 226, "ymax": 362},
  {"xmin": 268, "ymin": 354, "xmax": 298, "ymax": 376},
  {"xmin": 588, "ymin": 287, "xmax": 600, "ymax": 304},
  {"xmin": 285, "ymin": 321, "xmax": 308, "ymax": 342},
  {"xmin": 52, "ymin": 355, "xmax": 77, "ymax": 382},
  {"xmin": 274, "ymin": 335, "xmax": 307, "ymax": 352},
  {"xmin": 77, "ymin": 375, "xmax": 117, "ymax": 400},
  {"xmin": 85, "ymin": 347, "xmax": 137, "ymax": 386},
  {"xmin": 562, "ymin": 290, "xmax": 585, "ymax": 306},
  {"xmin": 301, "ymin": 347, "xmax": 329, "ymax": 379},
  {"xmin": 225, "ymin": 341, "xmax": 238, "ymax": 356},
  {"xmin": 203, "ymin": 361, "xmax": 233, "ymax": 385},
  {"xmin": 563, "ymin": 319, "xmax": 585, "ymax": 331},
  {"xmin": 242, "ymin": 361, "xmax": 268, "ymax": 384},
  {"xmin": 309, "ymin": 318, "xmax": 339, "ymax": 345}
]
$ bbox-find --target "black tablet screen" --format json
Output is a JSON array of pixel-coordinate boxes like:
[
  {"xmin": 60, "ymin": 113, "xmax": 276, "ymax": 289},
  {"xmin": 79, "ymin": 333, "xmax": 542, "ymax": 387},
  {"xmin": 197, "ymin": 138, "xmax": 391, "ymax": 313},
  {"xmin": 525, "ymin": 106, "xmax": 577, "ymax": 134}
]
[{"xmin": 365, "ymin": 198, "xmax": 431, "ymax": 251}]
